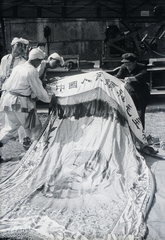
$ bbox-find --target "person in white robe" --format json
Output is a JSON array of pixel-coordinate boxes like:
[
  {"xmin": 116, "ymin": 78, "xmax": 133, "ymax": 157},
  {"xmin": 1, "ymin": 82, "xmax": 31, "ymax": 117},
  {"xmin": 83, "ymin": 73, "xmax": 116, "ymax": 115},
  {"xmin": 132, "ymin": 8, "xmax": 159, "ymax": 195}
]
[
  {"xmin": 38, "ymin": 52, "xmax": 64, "ymax": 87},
  {"xmin": 0, "ymin": 48, "xmax": 51, "ymax": 144},
  {"xmin": 0, "ymin": 37, "xmax": 29, "ymax": 86},
  {"xmin": 0, "ymin": 37, "xmax": 29, "ymax": 133}
]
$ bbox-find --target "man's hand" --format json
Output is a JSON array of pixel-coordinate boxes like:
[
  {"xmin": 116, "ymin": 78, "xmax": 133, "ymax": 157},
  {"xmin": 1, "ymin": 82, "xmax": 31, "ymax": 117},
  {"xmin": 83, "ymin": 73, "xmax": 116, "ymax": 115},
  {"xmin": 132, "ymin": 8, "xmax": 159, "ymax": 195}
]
[
  {"xmin": 124, "ymin": 77, "xmax": 136, "ymax": 83},
  {"xmin": 45, "ymin": 85, "xmax": 54, "ymax": 97},
  {"xmin": 45, "ymin": 85, "xmax": 51, "ymax": 91}
]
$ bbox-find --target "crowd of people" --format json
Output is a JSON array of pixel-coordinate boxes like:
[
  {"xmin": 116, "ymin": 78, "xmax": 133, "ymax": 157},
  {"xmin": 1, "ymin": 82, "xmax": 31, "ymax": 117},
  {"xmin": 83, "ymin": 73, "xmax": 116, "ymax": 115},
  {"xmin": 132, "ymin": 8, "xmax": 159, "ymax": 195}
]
[{"xmin": 0, "ymin": 36, "xmax": 151, "ymax": 154}]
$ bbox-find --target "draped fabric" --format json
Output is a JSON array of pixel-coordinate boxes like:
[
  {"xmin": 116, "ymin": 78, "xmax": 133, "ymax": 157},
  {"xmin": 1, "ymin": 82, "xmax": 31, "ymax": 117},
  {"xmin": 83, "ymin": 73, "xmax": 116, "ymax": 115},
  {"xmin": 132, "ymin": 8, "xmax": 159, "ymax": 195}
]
[
  {"xmin": 0, "ymin": 71, "xmax": 155, "ymax": 240},
  {"xmin": 49, "ymin": 71, "xmax": 147, "ymax": 145}
]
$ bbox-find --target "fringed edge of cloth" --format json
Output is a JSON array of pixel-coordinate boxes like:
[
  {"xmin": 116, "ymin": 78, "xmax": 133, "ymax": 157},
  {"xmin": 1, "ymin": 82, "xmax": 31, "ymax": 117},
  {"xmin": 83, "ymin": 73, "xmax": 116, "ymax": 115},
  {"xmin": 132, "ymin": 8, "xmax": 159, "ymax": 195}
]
[
  {"xmin": 0, "ymin": 229, "xmax": 146, "ymax": 240},
  {"xmin": 49, "ymin": 96, "xmax": 127, "ymax": 127}
]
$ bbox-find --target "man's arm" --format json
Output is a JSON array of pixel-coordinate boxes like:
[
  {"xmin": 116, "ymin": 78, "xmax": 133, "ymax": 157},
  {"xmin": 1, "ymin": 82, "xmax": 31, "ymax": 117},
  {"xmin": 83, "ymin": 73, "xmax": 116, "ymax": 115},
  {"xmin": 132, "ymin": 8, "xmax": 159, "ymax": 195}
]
[
  {"xmin": 28, "ymin": 69, "xmax": 51, "ymax": 103},
  {"xmin": 115, "ymin": 65, "xmax": 126, "ymax": 79},
  {"xmin": 0, "ymin": 55, "xmax": 8, "ymax": 79},
  {"xmin": 133, "ymin": 64, "xmax": 147, "ymax": 83}
]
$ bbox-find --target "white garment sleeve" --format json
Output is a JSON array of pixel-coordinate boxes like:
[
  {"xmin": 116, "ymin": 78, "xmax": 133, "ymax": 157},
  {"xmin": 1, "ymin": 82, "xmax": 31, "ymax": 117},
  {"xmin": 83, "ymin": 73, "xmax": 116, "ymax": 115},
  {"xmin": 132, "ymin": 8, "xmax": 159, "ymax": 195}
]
[
  {"xmin": 38, "ymin": 61, "xmax": 46, "ymax": 78},
  {"xmin": 28, "ymin": 69, "xmax": 51, "ymax": 103},
  {"xmin": 0, "ymin": 55, "xmax": 8, "ymax": 77},
  {"xmin": 0, "ymin": 63, "xmax": 1, "ymax": 75}
]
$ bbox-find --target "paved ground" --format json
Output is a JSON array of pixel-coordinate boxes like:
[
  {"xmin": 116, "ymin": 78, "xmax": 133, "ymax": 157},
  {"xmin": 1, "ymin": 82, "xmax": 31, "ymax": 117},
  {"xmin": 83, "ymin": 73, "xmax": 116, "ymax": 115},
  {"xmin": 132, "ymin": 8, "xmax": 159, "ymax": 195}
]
[
  {"xmin": 146, "ymin": 94, "xmax": 165, "ymax": 112},
  {"xmin": 145, "ymin": 94, "xmax": 165, "ymax": 143}
]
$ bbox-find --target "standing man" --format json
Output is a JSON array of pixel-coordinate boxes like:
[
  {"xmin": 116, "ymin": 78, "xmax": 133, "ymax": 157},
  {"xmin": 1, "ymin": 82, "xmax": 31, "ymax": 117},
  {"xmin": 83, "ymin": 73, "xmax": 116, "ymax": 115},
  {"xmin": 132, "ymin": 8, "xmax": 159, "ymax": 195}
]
[
  {"xmin": 0, "ymin": 48, "xmax": 51, "ymax": 145},
  {"xmin": 116, "ymin": 53, "xmax": 150, "ymax": 128},
  {"xmin": 0, "ymin": 37, "xmax": 28, "ymax": 86},
  {"xmin": 0, "ymin": 37, "xmax": 29, "ymax": 133},
  {"xmin": 20, "ymin": 37, "xmax": 30, "ymax": 60}
]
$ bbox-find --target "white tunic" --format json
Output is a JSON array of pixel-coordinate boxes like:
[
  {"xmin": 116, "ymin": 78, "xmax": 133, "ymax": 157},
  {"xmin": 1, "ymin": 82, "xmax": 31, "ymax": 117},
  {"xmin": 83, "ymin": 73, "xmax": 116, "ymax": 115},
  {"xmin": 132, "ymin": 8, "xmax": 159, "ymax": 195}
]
[
  {"xmin": 1, "ymin": 54, "xmax": 26, "ymax": 79},
  {"xmin": 0, "ymin": 62, "xmax": 50, "ymax": 113}
]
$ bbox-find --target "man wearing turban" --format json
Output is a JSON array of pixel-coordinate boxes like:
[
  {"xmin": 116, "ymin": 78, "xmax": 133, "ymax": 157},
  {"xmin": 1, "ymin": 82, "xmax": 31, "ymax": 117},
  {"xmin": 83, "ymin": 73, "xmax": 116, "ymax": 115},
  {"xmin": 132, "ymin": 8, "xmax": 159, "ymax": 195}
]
[
  {"xmin": 0, "ymin": 48, "xmax": 51, "ymax": 145},
  {"xmin": 0, "ymin": 37, "xmax": 29, "ymax": 87},
  {"xmin": 0, "ymin": 37, "xmax": 30, "ymax": 133},
  {"xmin": 38, "ymin": 52, "xmax": 65, "ymax": 87}
]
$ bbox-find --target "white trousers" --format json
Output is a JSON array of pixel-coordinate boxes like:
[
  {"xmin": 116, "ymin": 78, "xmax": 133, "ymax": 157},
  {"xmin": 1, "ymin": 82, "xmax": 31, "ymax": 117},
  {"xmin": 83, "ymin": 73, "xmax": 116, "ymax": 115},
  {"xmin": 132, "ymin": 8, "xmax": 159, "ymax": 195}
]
[{"xmin": 0, "ymin": 111, "xmax": 42, "ymax": 144}]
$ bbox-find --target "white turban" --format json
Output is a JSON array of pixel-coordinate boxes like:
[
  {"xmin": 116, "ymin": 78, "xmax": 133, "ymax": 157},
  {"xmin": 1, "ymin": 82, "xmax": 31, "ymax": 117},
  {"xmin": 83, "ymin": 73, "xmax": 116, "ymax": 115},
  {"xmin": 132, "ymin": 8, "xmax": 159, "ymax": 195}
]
[
  {"xmin": 28, "ymin": 48, "xmax": 45, "ymax": 60},
  {"xmin": 11, "ymin": 37, "xmax": 22, "ymax": 46},
  {"xmin": 48, "ymin": 53, "xmax": 65, "ymax": 66},
  {"xmin": 11, "ymin": 37, "xmax": 29, "ymax": 46},
  {"xmin": 20, "ymin": 38, "xmax": 29, "ymax": 45}
]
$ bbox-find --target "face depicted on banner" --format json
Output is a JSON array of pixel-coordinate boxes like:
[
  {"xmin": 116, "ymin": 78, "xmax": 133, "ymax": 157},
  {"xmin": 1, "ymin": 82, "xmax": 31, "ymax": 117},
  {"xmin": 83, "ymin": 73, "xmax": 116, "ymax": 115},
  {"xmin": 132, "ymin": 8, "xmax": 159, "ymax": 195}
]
[{"xmin": 44, "ymin": 150, "xmax": 108, "ymax": 199}]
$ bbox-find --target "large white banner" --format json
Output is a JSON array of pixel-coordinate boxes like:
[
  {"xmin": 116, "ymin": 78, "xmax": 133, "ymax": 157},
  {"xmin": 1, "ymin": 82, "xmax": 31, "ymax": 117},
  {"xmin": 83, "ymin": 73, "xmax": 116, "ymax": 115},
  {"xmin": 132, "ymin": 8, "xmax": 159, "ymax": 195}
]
[{"xmin": 50, "ymin": 70, "xmax": 148, "ymax": 144}]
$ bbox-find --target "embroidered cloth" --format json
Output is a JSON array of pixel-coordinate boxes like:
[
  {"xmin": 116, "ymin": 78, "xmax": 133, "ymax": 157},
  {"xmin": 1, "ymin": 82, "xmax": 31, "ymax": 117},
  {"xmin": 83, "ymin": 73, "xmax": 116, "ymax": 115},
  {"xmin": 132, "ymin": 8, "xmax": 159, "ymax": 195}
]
[{"xmin": 0, "ymin": 71, "xmax": 155, "ymax": 240}]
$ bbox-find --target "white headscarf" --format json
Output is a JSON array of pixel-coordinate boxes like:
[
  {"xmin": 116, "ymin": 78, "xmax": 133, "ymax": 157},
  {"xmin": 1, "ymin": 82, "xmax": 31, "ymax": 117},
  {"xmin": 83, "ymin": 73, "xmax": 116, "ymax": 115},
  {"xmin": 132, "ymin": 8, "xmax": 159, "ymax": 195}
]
[
  {"xmin": 11, "ymin": 37, "xmax": 23, "ymax": 46},
  {"xmin": 20, "ymin": 38, "xmax": 29, "ymax": 45},
  {"xmin": 11, "ymin": 37, "xmax": 29, "ymax": 46},
  {"xmin": 48, "ymin": 53, "xmax": 65, "ymax": 66},
  {"xmin": 28, "ymin": 48, "xmax": 45, "ymax": 60}
]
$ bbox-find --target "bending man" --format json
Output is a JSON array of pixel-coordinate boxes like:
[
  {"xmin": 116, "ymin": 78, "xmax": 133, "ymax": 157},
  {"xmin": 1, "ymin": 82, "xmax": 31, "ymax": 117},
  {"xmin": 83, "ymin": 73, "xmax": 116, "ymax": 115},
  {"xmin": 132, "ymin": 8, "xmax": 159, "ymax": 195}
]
[
  {"xmin": 0, "ymin": 48, "xmax": 51, "ymax": 144},
  {"xmin": 116, "ymin": 53, "xmax": 150, "ymax": 128},
  {"xmin": 38, "ymin": 52, "xmax": 64, "ymax": 87}
]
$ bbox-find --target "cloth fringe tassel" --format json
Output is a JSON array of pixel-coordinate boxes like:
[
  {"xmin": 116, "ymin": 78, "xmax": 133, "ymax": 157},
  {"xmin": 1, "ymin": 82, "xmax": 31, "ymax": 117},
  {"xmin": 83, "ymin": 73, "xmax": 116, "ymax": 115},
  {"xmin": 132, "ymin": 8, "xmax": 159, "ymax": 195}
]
[{"xmin": 50, "ymin": 97, "xmax": 127, "ymax": 126}]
